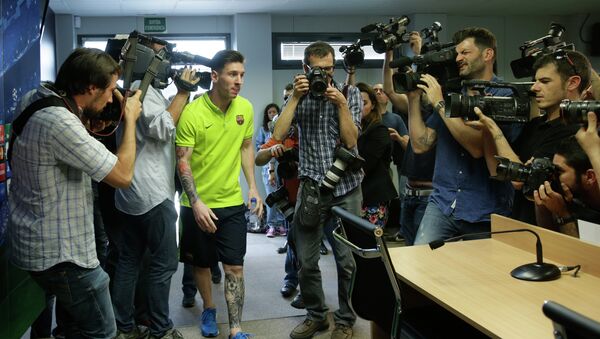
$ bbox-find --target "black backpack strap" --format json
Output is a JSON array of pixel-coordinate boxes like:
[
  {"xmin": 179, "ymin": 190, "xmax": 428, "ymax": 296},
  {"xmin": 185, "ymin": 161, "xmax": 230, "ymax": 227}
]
[{"xmin": 8, "ymin": 96, "xmax": 69, "ymax": 163}]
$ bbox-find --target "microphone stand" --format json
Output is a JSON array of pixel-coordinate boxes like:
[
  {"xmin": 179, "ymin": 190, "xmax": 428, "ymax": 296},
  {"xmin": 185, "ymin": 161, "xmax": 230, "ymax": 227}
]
[{"xmin": 429, "ymin": 229, "xmax": 561, "ymax": 282}]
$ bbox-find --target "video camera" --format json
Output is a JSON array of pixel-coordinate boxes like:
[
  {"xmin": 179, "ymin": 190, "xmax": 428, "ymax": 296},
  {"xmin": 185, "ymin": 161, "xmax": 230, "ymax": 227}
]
[
  {"xmin": 510, "ymin": 22, "xmax": 575, "ymax": 79},
  {"xmin": 494, "ymin": 156, "xmax": 560, "ymax": 200},
  {"xmin": 446, "ymin": 80, "xmax": 534, "ymax": 123},
  {"xmin": 339, "ymin": 38, "xmax": 371, "ymax": 70},
  {"xmin": 389, "ymin": 45, "xmax": 460, "ymax": 93},
  {"xmin": 361, "ymin": 16, "xmax": 410, "ymax": 53},
  {"xmin": 321, "ymin": 147, "xmax": 365, "ymax": 192},
  {"xmin": 560, "ymin": 100, "xmax": 600, "ymax": 125},
  {"xmin": 305, "ymin": 66, "xmax": 329, "ymax": 99},
  {"xmin": 419, "ymin": 21, "xmax": 445, "ymax": 54}
]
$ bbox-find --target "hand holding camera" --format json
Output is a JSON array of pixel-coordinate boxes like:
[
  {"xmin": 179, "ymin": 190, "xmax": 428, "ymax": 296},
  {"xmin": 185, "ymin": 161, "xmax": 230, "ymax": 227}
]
[
  {"xmin": 533, "ymin": 181, "xmax": 573, "ymax": 218},
  {"xmin": 270, "ymin": 143, "xmax": 286, "ymax": 158},
  {"xmin": 292, "ymin": 74, "xmax": 310, "ymax": 100},
  {"xmin": 174, "ymin": 67, "xmax": 200, "ymax": 93},
  {"xmin": 576, "ymin": 111, "xmax": 600, "ymax": 158}
]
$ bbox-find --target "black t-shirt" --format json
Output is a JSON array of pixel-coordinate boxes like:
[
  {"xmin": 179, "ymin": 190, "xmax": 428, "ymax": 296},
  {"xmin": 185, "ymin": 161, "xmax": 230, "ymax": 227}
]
[
  {"xmin": 400, "ymin": 106, "xmax": 436, "ymax": 182},
  {"xmin": 511, "ymin": 116, "xmax": 580, "ymax": 225}
]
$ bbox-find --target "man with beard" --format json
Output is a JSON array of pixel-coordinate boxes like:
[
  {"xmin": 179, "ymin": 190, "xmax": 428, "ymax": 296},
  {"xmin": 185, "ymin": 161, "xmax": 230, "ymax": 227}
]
[
  {"xmin": 534, "ymin": 137, "xmax": 600, "ymax": 236},
  {"xmin": 8, "ymin": 47, "xmax": 142, "ymax": 338},
  {"xmin": 406, "ymin": 27, "xmax": 516, "ymax": 245}
]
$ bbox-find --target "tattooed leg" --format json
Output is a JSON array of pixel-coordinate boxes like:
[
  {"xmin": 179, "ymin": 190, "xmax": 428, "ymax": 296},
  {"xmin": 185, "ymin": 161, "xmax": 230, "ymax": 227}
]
[{"xmin": 224, "ymin": 265, "xmax": 245, "ymax": 334}]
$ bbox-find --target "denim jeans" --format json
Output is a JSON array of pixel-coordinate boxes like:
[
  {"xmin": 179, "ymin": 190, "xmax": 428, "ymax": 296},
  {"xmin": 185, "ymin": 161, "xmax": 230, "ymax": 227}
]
[
  {"xmin": 292, "ymin": 182, "xmax": 360, "ymax": 326},
  {"xmin": 263, "ymin": 167, "xmax": 285, "ymax": 228},
  {"xmin": 30, "ymin": 263, "xmax": 116, "ymax": 339},
  {"xmin": 283, "ymin": 229, "xmax": 299, "ymax": 288},
  {"xmin": 400, "ymin": 195, "xmax": 429, "ymax": 246},
  {"xmin": 413, "ymin": 201, "xmax": 491, "ymax": 245},
  {"xmin": 112, "ymin": 199, "xmax": 179, "ymax": 337}
]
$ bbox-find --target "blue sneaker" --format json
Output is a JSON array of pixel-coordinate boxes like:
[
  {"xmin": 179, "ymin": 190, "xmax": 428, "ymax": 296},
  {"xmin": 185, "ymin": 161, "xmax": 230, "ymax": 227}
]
[
  {"xmin": 200, "ymin": 307, "xmax": 219, "ymax": 337},
  {"xmin": 230, "ymin": 332, "xmax": 254, "ymax": 339}
]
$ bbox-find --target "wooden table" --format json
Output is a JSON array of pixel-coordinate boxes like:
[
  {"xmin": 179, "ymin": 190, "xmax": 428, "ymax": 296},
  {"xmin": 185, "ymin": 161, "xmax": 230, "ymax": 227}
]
[{"xmin": 389, "ymin": 215, "xmax": 600, "ymax": 339}]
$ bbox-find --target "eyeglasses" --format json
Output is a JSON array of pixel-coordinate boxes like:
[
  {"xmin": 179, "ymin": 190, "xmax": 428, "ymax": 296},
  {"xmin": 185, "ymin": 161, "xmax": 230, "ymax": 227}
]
[
  {"xmin": 554, "ymin": 50, "xmax": 578, "ymax": 77},
  {"xmin": 307, "ymin": 65, "xmax": 335, "ymax": 73}
]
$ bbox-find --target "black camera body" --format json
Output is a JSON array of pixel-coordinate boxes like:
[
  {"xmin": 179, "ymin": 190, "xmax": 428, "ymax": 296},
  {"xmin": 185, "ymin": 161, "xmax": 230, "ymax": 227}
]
[
  {"xmin": 361, "ymin": 16, "xmax": 410, "ymax": 53},
  {"xmin": 510, "ymin": 22, "xmax": 575, "ymax": 79},
  {"xmin": 305, "ymin": 67, "xmax": 329, "ymax": 99},
  {"xmin": 265, "ymin": 186, "xmax": 295, "ymax": 222},
  {"xmin": 391, "ymin": 46, "xmax": 461, "ymax": 94},
  {"xmin": 276, "ymin": 148, "xmax": 300, "ymax": 180},
  {"xmin": 560, "ymin": 100, "xmax": 600, "ymax": 124},
  {"xmin": 321, "ymin": 147, "xmax": 365, "ymax": 192},
  {"xmin": 339, "ymin": 39, "xmax": 371, "ymax": 69},
  {"xmin": 494, "ymin": 156, "xmax": 559, "ymax": 200},
  {"xmin": 447, "ymin": 80, "xmax": 533, "ymax": 123}
]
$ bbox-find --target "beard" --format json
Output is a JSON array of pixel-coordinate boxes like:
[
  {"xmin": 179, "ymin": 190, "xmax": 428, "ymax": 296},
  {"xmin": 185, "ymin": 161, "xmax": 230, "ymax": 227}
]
[{"xmin": 81, "ymin": 106, "xmax": 104, "ymax": 119}]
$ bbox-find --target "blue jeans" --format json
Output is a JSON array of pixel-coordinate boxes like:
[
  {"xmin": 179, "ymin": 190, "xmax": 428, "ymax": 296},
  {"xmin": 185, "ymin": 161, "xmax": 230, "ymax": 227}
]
[
  {"xmin": 414, "ymin": 202, "xmax": 491, "ymax": 245},
  {"xmin": 283, "ymin": 230, "xmax": 299, "ymax": 288},
  {"xmin": 400, "ymin": 195, "xmax": 429, "ymax": 246},
  {"xmin": 263, "ymin": 167, "xmax": 285, "ymax": 228},
  {"xmin": 112, "ymin": 199, "xmax": 179, "ymax": 337},
  {"xmin": 292, "ymin": 182, "xmax": 360, "ymax": 326},
  {"xmin": 30, "ymin": 263, "xmax": 116, "ymax": 339}
]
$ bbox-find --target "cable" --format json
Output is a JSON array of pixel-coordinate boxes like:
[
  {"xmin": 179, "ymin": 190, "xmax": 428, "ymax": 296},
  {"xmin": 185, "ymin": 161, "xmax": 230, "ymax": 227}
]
[
  {"xmin": 559, "ymin": 265, "xmax": 582, "ymax": 277},
  {"xmin": 579, "ymin": 13, "xmax": 592, "ymax": 44}
]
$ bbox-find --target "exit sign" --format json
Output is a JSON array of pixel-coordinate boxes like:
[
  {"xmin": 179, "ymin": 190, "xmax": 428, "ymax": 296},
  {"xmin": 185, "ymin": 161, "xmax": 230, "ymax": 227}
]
[{"xmin": 144, "ymin": 17, "xmax": 167, "ymax": 33}]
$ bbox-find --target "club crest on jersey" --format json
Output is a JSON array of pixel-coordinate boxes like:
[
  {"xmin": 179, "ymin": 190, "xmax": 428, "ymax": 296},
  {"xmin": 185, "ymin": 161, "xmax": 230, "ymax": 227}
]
[{"xmin": 236, "ymin": 115, "xmax": 244, "ymax": 125}]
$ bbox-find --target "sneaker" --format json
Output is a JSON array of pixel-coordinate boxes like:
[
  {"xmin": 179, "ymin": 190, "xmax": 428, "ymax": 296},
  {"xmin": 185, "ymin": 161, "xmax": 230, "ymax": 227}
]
[
  {"xmin": 182, "ymin": 294, "xmax": 195, "ymax": 308},
  {"xmin": 290, "ymin": 318, "xmax": 329, "ymax": 339},
  {"xmin": 277, "ymin": 225, "xmax": 287, "ymax": 236},
  {"xmin": 200, "ymin": 308, "xmax": 219, "ymax": 337},
  {"xmin": 266, "ymin": 227, "xmax": 276, "ymax": 238},
  {"xmin": 290, "ymin": 293, "xmax": 305, "ymax": 309},
  {"xmin": 230, "ymin": 332, "xmax": 254, "ymax": 339},
  {"xmin": 148, "ymin": 328, "xmax": 184, "ymax": 339},
  {"xmin": 115, "ymin": 326, "xmax": 149, "ymax": 339},
  {"xmin": 331, "ymin": 323, "xmax": 353, "ymax": 339}
]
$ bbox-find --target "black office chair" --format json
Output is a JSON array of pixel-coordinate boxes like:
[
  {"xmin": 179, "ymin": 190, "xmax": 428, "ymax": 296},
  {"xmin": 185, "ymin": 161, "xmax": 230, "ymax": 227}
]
[{"xmin": 543, "ymin": 300, "xmax": 600, "ymax": 339}]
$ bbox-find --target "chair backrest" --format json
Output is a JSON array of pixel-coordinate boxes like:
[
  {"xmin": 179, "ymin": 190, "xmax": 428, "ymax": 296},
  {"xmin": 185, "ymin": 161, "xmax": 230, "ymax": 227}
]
[
  {"xmin": 543, "ymin": 300, "xmax": 600, "ymax": 339},
  {"xmin": 331, "ymin": 206, "xmax": 402, "ymax": 339}
]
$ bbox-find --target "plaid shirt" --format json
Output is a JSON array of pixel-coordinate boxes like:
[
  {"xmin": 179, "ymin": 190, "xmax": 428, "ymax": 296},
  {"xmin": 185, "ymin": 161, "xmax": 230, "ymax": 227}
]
[
  {"xmin": 8, "ymin": 85, "xmax": 117, "ymax": 271},
  {"xmin": 292, "ymin": 82, "xmax": 364, "ymax": 197}
]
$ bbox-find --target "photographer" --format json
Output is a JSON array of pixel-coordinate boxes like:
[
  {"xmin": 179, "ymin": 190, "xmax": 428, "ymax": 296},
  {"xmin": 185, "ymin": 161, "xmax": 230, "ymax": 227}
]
[
  {"xmin": 111, "ymin": 38, "xmax": 198, "ymax": 339},
  {"xmin": 533, "ymin": 137, "xmax": 600, "ymax": 237},
  {"xmin": 469, "ymin": 50, "xmax": 592, "ymax": 225},
  {"xmin": 8, "ymin": 48, "xmax": 142, "ymax": 338},
  {"xmin": 406, "ymin": 27, "xmax": 515, "ymax": 245},
  {"xmin": 273, "ymin": 41, "xmax": 363, "ymax": 339}
]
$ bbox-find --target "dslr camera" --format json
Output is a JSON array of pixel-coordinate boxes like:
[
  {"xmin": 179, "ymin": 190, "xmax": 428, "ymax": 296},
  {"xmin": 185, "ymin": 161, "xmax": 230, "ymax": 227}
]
[
  {"xmin": 510, "ymin": 22, "xmax": 574, "ymax": 79},
  {"xmin": 560, "ymin": 100, "xmax": 600, "ymax": 124},
  {"xmin": 321, "ymin": 147, "xmax": 365, "ymax": 192},
  {"xmin": 447, "ymin": 80, "xmax": 534, "ymax": 123},
  {"xmin": 339, "ymin": 38, "xmax": 371, "ymax": 69},
  {"xmin": 276, "ymin": 148, "xmax": 300, "ymax": 180},
  {"xmin": 361, "ymin": 16, "xmax": 410, "ymax": 53},
  {"xmin": 265, "ymin": 186, "xmax": 294, "ymax": 222},
  {"xmin": 390, "ymin": 45, "xmax": 461, "ymax": 93},
  {"xmin": 305, "ymin": 67, "xmax": 329, "ymax": 99},
  {"xmin": 494, "ymin": 156, "xmax": 559, "ymax": 200}
]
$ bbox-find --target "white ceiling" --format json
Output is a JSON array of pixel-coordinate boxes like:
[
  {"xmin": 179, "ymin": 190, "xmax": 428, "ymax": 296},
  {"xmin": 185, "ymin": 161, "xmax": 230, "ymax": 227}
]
[{"xmin": 48, "ymin": 0, "xmax": 600, "ymax": 17}]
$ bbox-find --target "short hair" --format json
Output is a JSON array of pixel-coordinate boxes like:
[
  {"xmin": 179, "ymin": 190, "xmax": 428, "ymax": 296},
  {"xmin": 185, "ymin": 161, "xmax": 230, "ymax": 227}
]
[
  {"xmin": 262, "ymin": 103, "xmax": 280, "ymax": 132},
  {"xmin": 303, "ymin": 41, "xmax": 335, "ymax": 66},
  {"xmin": 453, "ymin": 27, "xmax": 497, "ymax": 58},
  {"xmin": 356, "ymin": 82, "xmax": 382, "ymax": 123},
  {"xmin": 55, "ymin": 48, "xmax": 121, "ymax": 96},
  {"xmin": 555, "ymin": 137, "xmax": 592, "ymax": 178},
  {"xmin": 533, "ymin": 50, "xmax": 592, "ymax": 94},
  {"xmin": 211, "ymin": 50, "xmax": 244, "ymax": 73}
]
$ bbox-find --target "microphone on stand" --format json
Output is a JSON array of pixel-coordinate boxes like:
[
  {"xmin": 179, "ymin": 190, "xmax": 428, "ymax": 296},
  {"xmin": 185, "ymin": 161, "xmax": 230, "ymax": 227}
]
[{"xmin": 429, "ymin": 229, "xmax": 561, "ymax": 282}]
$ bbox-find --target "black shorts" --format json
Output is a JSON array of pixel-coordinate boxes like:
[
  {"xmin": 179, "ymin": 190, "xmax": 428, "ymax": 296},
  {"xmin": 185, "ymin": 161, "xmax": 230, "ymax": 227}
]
[{"xmin": 179, "ymin": 204, "xmax": 247, "ymax": 267}]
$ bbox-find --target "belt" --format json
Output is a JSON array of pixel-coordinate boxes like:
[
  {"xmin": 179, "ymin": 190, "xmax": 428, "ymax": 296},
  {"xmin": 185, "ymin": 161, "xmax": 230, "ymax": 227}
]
[{"xmin": 404, "ymin": 186, "xmax": 433, "ymax": 197}]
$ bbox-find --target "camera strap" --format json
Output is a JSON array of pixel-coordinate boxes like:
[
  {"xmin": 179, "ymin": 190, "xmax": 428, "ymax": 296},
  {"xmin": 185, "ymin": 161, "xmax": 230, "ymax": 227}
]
[
  {"xmin": 8, "ymin": 92, "xmax": 75, "ymax": 164},
  {"xmin": 137, "ymin": 47, "xmax": 167, "ymax": 102}
]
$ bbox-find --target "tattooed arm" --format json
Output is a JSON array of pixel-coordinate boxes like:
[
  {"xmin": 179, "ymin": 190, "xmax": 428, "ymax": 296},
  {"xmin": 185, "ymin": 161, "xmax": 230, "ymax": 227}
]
[
  {"xmin": 176, "ymin": 146, "xmax": 218, "ymax": 233},
  {"xmin": 407, "ymin": 90, "xmax": 437, "ymax": 154}
]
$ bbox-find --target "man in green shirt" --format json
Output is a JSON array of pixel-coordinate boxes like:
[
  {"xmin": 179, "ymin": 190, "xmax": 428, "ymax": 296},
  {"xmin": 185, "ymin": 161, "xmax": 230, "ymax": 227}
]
[{"xmin": 176, "ymin": 49, "xmax": 262, "ymax": 339}]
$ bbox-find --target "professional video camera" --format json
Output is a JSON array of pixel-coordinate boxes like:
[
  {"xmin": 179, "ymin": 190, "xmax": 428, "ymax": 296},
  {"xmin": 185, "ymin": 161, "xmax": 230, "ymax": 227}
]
[
  {"xmin": 419, "ymin": 21, "xmax": 444, "ymax": 54},
  {"xmin": 510, "ymin": 22, "xmax": 575, "ymax": 79},
  {"xmin": 305, "ymin": 66, "xmax": 329, "ymax": 99},
  {"xmin": 265, "ymin": 186, "xmax": 294, "ymax": 222},
  {"xmin": 447, "ymin": 80, "xmax": 534, "ymax": 123},
  {"xmin": 389, "ymin": 45, "xmax": 460, "ymax": 93},
  {"xmin": 361, "ymin": 16, "xmax": 410, "ymax": 53},
  {"xmin": 560, "ymin": 100, "xmax": 600, "ymax": 124},
  {"xmin": 321, "ymin": 147, "xmax": 365, "ymax": 192},
  {"xmin": 339, "ymin": 38, "xmax": 371, "ymax": 70},
  {"xmin": 494, "ymin": 156, "xmax": 559, "ymax": 200}
]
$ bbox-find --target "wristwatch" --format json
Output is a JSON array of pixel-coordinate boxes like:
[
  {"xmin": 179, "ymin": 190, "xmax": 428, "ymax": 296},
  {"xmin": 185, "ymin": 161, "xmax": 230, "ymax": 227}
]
[
  {"xmin": 555, "ymin": 215, "xmax": 577, "ymax": 225},
  {"xmin": 435, "ymin": 100, "xmax": 445, "ymax": 113}
]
